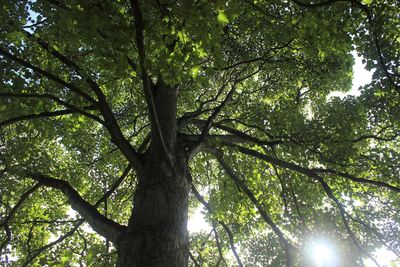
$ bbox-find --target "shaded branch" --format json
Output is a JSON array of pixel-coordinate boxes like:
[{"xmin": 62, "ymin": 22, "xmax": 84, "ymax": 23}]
[
  {"xmin": 0, "ymin": 184, "xmax": 40, "ymax": 252},
  {"xmin": 223, "ymin": 142, "xmax": 400, "ymax": 193},
  {"xmin": 0, "ymin": 108, "xmax": 87, "ymax": 128},
  {"xmin": 95, "ymin": 165, "xmax": 132, "ymax": 205},
  {"xmin": 22, "ymin": 221, "xmax": 82, "ymax": 267},
  {"xmin": 26, "ymin": 173, "xmax": 125, "ymax": 244},
  {"xmin": 221, "ymin": 39, "xmax": 293, "ymax": 70},
  {"xmin": 0, "ymin": 47, "xmax": 97, "ymax": 105},
  {"xmin": 212, "ymin": 222, "xmax": 227, "ymax": 267},
  {"xmin": 192, "ymin": 119, "xmax": 282, "ymax": 147},
  {"xmin": 21, "ymin": 166, "xmax": 131, "ymax": 265},
  {"xmin": 316, "ymin": 175, "xmax": 380, "ymax": 266},
  {"xmin": 189, "ymin": 251, "xmax": 201, "ymax": 267},
  {"xmin": 222, "ymin": 143, "xmax": 387, "ymax": 265},
  {"xmin": 0, "ymin": 92, "xmax": 103, "ymax": 124},
  {"xmin": 18, "ymin": 30, "xmax": 143, "ymax": 172},
  {"xmin": 197, "ymin": 83, "xmax": 238, "ymax": 143},
  {"xmin": 311, "ymin": 168, "xmax": 400, "ymax": 193},
  {"xmin": 130, "ymin": 0, "xmax": 172, "ymax": 164}
]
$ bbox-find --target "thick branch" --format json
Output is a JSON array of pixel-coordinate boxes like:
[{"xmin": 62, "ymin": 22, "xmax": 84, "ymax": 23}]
[
  {"xmin": 21, "ymin": 166, "xmax": 131, "ymax": 265},
  {"xmin": 130, "ymin": 0, "xmax": 172, "ymax": 163},
  {"xmin": 27, "ymin": 173, "xmax": 125, "ymax": 244}
]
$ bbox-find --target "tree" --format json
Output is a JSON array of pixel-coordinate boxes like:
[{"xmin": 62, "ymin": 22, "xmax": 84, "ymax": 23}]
[{"xmin": 0, "ymin": 0, "xmax": 399, "ymax": 266}]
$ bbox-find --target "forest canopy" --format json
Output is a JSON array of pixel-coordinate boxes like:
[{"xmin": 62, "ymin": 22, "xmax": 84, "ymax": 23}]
[{"xmin": 0, "ymin": 0, "xmax": 399, "ymax": 266}]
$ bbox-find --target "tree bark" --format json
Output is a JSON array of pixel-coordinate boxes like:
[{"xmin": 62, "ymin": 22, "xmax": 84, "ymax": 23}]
[{"xmin": 116, "ymin": 82, "xmax": 191, "ymax": 266}]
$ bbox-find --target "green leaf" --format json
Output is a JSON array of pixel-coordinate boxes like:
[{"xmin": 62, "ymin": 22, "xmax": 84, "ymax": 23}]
[{"xmin": 217, "ymin": 10, "xmax": 229, "ymax": 24}]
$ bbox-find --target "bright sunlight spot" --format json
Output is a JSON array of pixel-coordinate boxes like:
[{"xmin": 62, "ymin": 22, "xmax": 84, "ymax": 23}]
[
  {"xmin": 307, "ymin": 239, "xmax": 338, "ymax": 267},
  {"xmin": 188, "ymin": 207, "xmax": 211, "ymax": 233}
]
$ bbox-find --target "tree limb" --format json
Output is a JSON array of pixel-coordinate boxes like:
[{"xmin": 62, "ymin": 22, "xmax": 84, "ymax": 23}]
[
  {"xmin": 130, "ymin": 0, "xmax": 172, "ymax": 164},
  {"xmin": 26, "ymin": 173, "xmax": 125, "ymax": 244},
  {"xmin": 209, "ymin": 149, "xmax": 295, "ymax": 267},
  {"xmin": 316, "ymin": 175, "xmax": 381, "ymax": 266},
  {"xmin": 223, "ymin": 142, "xmax": 400, "ymax": 193},
  {"xmin": 0, "ymin": 92, "xmax": 104, "ymax": 124},
  {"xmin": 311, "ymin": 168, "xmax": 400, "ymax": 193},
  {"xmin": 17, "ymin": 30, "xmax": 143, "ymax": 173},
  {"xmin": 212, "ymin": 222, "xmax": 227, "ymax": 267},
  {"xmin": 20, "ymin": 165, "xmax": 132, "ymax": 265},
  {"xmin": 0, "ymin": 184, "xmax": 40, "ymax": 252},
  {"xmin": 0, "ymin": 47, "xmax": 97, "ymax": 105},
  {"xmin": 197, "ymin": 82, "xmax": 238, "ymax": 143},
  {"xmin": 0, "ymin": 108, "xmax": 89, "ymax": 128}
]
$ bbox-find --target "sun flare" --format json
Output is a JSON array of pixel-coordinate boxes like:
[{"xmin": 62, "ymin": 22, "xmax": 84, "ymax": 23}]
[{"xmin": 309, "ymin": 240, "xmax": 337, "ymax": 267}]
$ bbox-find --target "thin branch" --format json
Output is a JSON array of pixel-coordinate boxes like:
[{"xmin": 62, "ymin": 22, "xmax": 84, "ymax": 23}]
[
  {"xmin": 189, "ymin": 251, "xmax": 201, "ymax": 267},
  {"xmin": 316, "ymin": 175, "xmax": 380, "ymax": 267},
  {"xmin": 0, "ymin": 47, "xmax": 97, "ymax": 105},
  {"xmin": 22, "ymin": 222, "xmax": 82, "ymax": 267},
  {"xmin": 209, "ymin": 149, "xmax": 294, "ymax": 267},
  {"xmin": 221, "ymin": 39, "xmax": 293, "ymax": 70},
  {"xmin": 191, "ymin": 185, "xmax": 244, "ymax": 267},
  {"xmin": 223, "ymin": 142, "xmax": 400, "ymax": 193},
  {"xmin": 95, "ymin": 165, "xmax": 132, "ymax": 205},
  {"xmin": 18, "ymin": 30, "xmax": 143, "ymax": 172},
  {"xmin": 0, "ymin": 92, "xmax": 103, "ymax": 124},
  {"xmin": 197, "ymin": 82, "xmax": 238, "ymax": 143},
  {"xmin": 222, "ymin": 143, "xmax": 386, "ymax": 265},
  {"xmin": 311, "ymin": 168, "xmax": 400, "ymax": 193},
  {"xmin": 212, "ymin": 222, "xmax": 228, "ymax": 267},
  {"xmin": 0, "ymin": 184, "xmax": 40, "ymax": 252},
  {"xmin": 193, "ymin": 119, "xmax": 282, "ymax": 147},
  {"xmin": 0, "ymin": 108, "xmax": 84, "ymax": 127}
]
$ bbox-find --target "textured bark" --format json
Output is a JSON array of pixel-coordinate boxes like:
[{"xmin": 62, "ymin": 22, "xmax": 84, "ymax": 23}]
[{"xmin": 116, "ymin": 82, "xmax": 191, "ymax": 267}]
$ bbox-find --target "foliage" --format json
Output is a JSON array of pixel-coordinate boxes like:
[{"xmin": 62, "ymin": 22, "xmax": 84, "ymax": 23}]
[{"xmin": 0, "ymin": 0, "xmax": 399, "ymax": 266}]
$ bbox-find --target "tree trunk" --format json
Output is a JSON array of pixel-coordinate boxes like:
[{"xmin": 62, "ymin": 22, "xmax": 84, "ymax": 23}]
[{"xmin": 116, "ymin": 82, "xmax": 191, "ymax": 266}]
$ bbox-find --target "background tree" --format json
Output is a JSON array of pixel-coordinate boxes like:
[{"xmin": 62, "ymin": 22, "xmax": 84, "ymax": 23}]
[{"xmin": 0, "ymin": 0, "xmax": 399, "ymax": 266}]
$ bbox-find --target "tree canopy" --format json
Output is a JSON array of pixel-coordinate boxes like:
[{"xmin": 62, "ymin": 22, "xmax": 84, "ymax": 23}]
[{"xmin": 0, "ymin": 0, "xmax": 399, "ymax": 266}]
